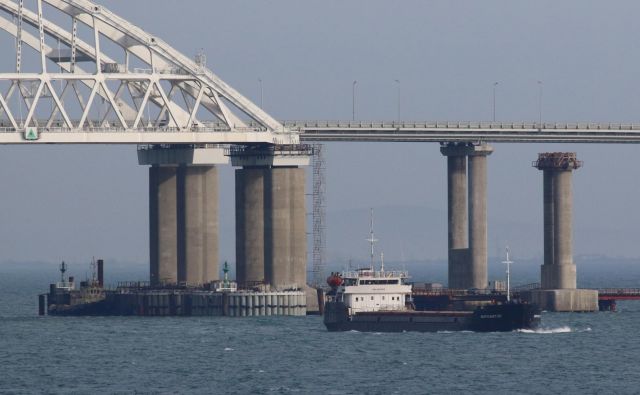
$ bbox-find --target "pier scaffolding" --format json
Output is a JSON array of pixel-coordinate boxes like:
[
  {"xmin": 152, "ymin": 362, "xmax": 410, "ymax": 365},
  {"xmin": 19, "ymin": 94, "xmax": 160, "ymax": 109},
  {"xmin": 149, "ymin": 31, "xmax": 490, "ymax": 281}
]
[{"xmin": 311, "ymin": 144, "xmax": 327, "ymax": 287}]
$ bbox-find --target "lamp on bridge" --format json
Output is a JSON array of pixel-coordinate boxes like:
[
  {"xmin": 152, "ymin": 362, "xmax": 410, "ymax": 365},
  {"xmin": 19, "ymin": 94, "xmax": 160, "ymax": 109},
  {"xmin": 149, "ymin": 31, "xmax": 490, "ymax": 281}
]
[{"xmin": 352, "ymin": 80, "xmax": 358, "ymax": 121}]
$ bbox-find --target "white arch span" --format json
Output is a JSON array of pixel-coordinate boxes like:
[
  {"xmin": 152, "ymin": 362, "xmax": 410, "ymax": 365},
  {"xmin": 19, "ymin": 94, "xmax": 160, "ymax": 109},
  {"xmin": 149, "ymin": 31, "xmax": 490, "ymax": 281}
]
[{"xmin": 0, "ymin": 0, "xmax": 298, "ymax": 145}]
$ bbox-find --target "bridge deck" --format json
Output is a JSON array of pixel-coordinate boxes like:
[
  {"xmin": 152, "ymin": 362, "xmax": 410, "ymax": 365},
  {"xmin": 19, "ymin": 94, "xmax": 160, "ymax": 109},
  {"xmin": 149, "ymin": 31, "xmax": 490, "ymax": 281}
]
[
  {"xmin": 3, "ymin": 121, "xmax": 640, "ymax": 144},
  {"xmin": 295, "ymin": 121, "xmax": 640, "ymax": 143}
]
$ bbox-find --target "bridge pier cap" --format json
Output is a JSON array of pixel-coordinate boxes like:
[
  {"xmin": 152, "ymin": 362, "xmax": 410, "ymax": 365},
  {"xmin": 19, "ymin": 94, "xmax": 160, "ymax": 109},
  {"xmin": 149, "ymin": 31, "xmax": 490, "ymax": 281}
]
[
  {"xmin": 227, "ymin": 144, "xmax": 312, "ymax": 167},
  {"xmin": 533, "ymin": 152, "xmax": 583, "ymax": 171},
  {"xmin": 440, "ymin": 142, "xmax": 493, "ymax": 157},
  {"xmin": 138, "ymin": 145, "xmax": 229, "ymax": 166}
]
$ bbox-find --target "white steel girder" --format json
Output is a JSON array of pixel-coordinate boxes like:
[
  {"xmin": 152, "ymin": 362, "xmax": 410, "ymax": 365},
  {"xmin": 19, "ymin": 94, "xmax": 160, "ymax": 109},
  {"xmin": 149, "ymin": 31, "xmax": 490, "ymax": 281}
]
[{"xmin": 0, "ymin": 0, "xmax": 298, "ymax": 145}]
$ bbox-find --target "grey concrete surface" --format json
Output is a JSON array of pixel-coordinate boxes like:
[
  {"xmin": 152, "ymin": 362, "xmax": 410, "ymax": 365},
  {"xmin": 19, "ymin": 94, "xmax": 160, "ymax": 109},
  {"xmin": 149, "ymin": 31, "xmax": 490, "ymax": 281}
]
[
  {"xmin": 235, "ymin": 168, "xmax": 266, "ymax": 286},
  {"xmin": 441, "ymin": 146, "xmax": 468, "ymax": 289},
  {"xmin": 149, "ymin": 165, "xmax": 178, "ymax": 285},
  {"xmin": 468, "ymin": 146, "xmax": 492, "ymax": 289},
  {"xmin": 178, "ymin": 165, "xmax": 219, "ymax": 285},
  {"xmin": 523, "ymin": 289, "xmax": 598, "ymax": 312},
  {"xmin": 264, "ymin": 167, "xmax": 307, "ymax": 290}
]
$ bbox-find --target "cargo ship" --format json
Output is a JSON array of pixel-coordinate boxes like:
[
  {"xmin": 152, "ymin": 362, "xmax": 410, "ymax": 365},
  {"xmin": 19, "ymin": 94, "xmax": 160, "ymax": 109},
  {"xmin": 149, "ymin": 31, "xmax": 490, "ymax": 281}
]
[
  {"xmin": 323, "ymin": 211, "xmax": 540, "ymax": 332},
  {"xmin": 323, "ymin": 267, "xmax": 540, "ymax": 332}
]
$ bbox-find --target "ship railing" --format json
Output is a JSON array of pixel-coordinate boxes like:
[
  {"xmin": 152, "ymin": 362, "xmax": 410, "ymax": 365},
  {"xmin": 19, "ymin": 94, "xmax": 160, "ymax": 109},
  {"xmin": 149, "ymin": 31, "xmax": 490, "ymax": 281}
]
[
  {"xmin": 412, "ymin": 288, "xmax": 507, "ymax": 297},
  {"xmin": 512, "ymin": 283, "xmax": 541, "ymax": 291},
  {"xmin": 341, "ymin": 270, "xmax": 408, "ymax": 279}
]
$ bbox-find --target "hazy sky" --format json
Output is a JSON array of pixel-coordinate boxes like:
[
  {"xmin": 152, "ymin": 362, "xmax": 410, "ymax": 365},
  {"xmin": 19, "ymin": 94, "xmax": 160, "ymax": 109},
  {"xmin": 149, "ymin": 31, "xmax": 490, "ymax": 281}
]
[{"xmin": 1, "ymin": 1, "xmax": 640, "ymax": 266}]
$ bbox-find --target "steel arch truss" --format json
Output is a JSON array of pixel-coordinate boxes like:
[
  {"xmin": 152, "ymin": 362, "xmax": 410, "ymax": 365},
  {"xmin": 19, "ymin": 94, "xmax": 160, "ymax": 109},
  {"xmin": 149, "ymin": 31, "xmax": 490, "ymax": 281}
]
[{"xmin": 0, "ymin": 0, "xmax": 297, "ymax": 144}]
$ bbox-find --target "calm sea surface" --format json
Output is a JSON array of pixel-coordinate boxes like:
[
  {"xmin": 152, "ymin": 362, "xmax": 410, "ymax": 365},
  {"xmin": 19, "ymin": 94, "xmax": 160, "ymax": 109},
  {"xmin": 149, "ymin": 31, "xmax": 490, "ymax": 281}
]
[{"xmin": 1, "ymin": 265, "xmax": 640, "ymax": 394}]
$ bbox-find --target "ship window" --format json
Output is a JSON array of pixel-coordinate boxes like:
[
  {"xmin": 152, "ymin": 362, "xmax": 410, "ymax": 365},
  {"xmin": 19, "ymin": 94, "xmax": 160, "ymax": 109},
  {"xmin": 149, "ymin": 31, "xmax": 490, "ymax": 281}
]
[
  {"xmin": 382, "ymin": 296, "xmax": 385, "ymax": 300},
  {"xmin": 371, "ymin": 296, "xmax": 374, "ymax": 300}
]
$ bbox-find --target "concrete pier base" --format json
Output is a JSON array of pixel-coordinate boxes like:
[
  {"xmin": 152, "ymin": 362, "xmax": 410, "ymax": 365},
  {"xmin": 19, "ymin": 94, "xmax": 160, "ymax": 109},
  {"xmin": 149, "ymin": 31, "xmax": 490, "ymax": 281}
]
[
  {"xmin": 523, "ymin": 289, "xmax": 598, "ymax": 312},
  {"xmin": 304, "ymin": 285, "xmax": 321, "ymax": 314}
]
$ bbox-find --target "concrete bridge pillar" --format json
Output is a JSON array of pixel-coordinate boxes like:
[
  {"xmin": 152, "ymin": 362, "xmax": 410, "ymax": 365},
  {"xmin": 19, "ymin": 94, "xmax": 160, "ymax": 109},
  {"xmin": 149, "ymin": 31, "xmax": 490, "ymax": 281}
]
[
  {"xmin": 534, "ymin": 153, "xmax": 581, "ymax": 289},
  {"xmin": 178, "ymin": 165, "xmax": 219, "ymax": 285},
  {"xmin": 149, "ymin": 165, "xmax": 179, "ymax": 285},
  {"xmin": 230, "ymin": 146, "xmax": 310, "ymax": 291},
  {"xmin": 468, "ymin": 144, "xmax": 493, "ymax": 290},
  {"xmin": 264, "ymin": 166, "xmax": 307, "ymax": 290},
  {"xmin": 140, "ymin": 146, "xmax": 227, "ymax": 286},
  {"xmin": 440, "ymin": 144, "xmax": 469, "ymax": 289},
  {"xmin": 525, "ymin": 152, "xmax": 598, "ymax": 311},
  {"xmin": 235, "ymin": 167, "xmax": 266, "ymax": 287},
  {"xmin": 440, "ymin": 143, "xmax": 492, "ymax": 290}
]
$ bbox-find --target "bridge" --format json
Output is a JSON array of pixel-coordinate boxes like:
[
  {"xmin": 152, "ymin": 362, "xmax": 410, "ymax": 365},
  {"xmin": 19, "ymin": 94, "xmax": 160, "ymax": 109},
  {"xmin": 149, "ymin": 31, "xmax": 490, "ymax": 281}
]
[
  {"xmin": 4, "ymin": 120, "xmax": 640, "ymax": 145},
  {"xmin": 0, "ymin": 0, "xmax": 634, "ymax": 313}
]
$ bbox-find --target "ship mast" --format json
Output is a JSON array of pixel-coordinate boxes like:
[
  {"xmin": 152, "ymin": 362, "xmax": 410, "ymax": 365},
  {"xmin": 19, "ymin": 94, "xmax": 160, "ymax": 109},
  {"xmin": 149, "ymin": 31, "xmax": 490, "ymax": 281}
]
[
  {"xmin": 366, "ymin": 208, "xmax": 378, "ymax": 271},
  {"xmin": 59, "ymin": 261, "xmax": 67, "ymax": 283},
  {"xmin": 502, "ymin": 247, "xmax": 513, "ymax": 302}
]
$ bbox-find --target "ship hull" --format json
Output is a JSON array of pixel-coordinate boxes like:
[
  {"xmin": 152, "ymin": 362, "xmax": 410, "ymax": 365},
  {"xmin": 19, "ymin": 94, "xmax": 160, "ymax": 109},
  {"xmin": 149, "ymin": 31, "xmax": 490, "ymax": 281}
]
[
  {"xmin": 47, "ymin": 300, "xmax": 110, "ymax": 316},
  {"xmin": 324, "ymin": 302, "xmax": 540, "ymax": 332}
]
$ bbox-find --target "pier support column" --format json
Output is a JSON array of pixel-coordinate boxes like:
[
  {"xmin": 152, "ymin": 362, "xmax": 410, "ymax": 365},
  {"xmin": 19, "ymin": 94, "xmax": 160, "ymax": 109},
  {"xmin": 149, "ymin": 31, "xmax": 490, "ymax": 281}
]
[
  {"xmin": 230, "ymin": 145, "xmax": 311, "ymax": 291},
  {"xmin": 140, "ymin": 146, "xmax": 228, "ymax": 286},
  {"xmin": 235, "ymin": 167, "xmax": 266, "ymax": 287},
  {"xmin": 535, "ymin": 153, "xmax": 580, "ymax": 290},
  {"xmin": 468, "ymin": 144, "xmax": 493, "ymax": 289},
  {"xmin": 149, "ymin": 165, "xmax": 179, "ymax": 285},
  {"xmin": 441, "ymin": 143, "xmax": 492, "ymax": 290},
  {"xmin": 178, "ymin": 165, "xmax": 219, "ymax": 285},
  {"xmin": 524, "ymin": 152, "xmax": 598, "ymax": 311},
  {"xmin": 265, "ymin": 166, "xmax": 307, "ymax": 290},
  {"xmin": 440, "ymin": 144, "xmax": 469, "ymax": 289}
]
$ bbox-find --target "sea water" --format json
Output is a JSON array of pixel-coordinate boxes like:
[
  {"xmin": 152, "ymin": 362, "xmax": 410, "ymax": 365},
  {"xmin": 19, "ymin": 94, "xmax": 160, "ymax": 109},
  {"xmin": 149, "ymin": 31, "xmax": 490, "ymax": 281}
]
[{"xmin": 1, "ymin": 266, "xmax": 639, "ymax": 394}]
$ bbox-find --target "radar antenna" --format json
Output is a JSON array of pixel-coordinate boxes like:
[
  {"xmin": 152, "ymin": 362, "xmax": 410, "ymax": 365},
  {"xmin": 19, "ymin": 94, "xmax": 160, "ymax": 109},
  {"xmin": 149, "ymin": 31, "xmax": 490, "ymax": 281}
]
[{"xmin": 366, "ymin": 208, "xmax": 378, "ymax": 271}]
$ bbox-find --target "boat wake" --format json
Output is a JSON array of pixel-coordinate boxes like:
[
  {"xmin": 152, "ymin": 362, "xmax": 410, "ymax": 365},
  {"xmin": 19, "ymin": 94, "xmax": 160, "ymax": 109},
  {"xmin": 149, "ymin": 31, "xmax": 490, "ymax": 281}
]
[{"xmin": 518, "ymin": 326, "xmax": 575, "ymax": 334}]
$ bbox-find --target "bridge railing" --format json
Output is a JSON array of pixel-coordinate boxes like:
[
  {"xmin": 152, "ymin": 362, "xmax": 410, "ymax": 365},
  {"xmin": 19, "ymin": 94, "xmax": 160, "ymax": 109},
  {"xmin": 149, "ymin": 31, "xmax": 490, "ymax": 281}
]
[
  {"xmin": 283, "ymin": 120, "xmax": 640, "ymax": 131},
  {"xmin": 0, "ymin": 123, "xmax": 269, "ymax": 134}
]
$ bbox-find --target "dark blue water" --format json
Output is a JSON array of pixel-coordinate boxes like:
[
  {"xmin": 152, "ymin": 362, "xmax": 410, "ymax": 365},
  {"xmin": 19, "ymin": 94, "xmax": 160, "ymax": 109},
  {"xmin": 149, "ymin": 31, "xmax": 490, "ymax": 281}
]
[{"xmin": 2, "ymin": 265, "xmax": 640, "ymax": 394}]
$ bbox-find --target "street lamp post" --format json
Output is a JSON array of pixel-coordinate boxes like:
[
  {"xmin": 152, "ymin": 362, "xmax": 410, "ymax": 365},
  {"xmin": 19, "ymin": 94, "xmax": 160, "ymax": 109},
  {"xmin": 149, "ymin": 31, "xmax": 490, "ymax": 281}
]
[
  {"xmin": 258, "ymin": 78, "xmax": 263, "ymax": 109},
  {"xmin": 537, "ymin": 80, "xmax": 543, "ymax": 126},
  {"xmin": 395, "ymin": 79, "xmax": 400, "ymax": 123},
  {"xmin": 352, "ymin": 80, "xmax": 357, "ymax": 121},
  {"xmin": 492, "ymin": 82, "xmax": 499, "ymax": 122}
]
